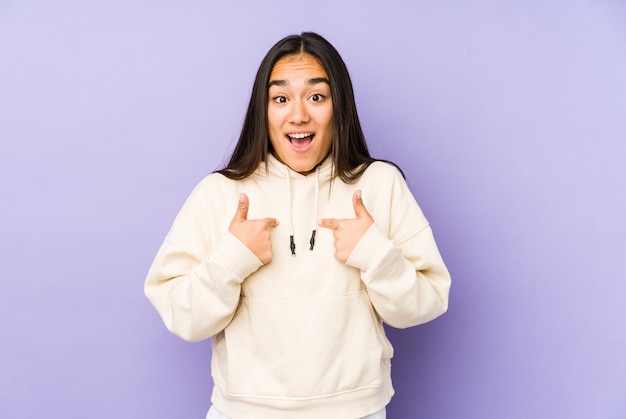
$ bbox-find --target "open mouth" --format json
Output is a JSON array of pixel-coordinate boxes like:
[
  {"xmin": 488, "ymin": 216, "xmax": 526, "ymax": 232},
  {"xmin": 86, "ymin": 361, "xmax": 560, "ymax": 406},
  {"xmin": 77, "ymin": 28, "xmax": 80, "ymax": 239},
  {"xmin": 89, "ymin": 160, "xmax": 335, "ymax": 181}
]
[{"xmin": 287, "ymin": 132, "xmax": 314, "ymax": 150}]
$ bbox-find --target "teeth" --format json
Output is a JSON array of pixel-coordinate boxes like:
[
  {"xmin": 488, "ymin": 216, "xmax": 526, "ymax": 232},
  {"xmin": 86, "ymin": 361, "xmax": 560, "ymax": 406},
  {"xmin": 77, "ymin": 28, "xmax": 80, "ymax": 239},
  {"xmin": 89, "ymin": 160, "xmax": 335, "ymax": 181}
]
[{"xmin": 288, "ymin": 133, "xmax": 313, "ymax": 139}]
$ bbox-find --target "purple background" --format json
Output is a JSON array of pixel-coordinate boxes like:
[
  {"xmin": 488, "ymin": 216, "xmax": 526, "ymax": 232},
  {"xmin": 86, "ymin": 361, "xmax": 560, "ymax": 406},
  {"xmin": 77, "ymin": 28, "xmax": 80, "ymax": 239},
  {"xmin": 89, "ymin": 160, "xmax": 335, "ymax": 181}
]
[{"xmin": 1, "ymin": 1, "xmax": 625, "ymax": 418}]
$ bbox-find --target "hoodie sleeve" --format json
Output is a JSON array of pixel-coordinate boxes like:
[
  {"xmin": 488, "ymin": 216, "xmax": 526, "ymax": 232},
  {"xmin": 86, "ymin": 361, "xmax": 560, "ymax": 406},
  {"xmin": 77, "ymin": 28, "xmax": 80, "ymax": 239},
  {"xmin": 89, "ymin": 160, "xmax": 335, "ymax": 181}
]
[
  {"xmin": 345, "ymin": 167, "xmax": 451, "ymax": 329},
  {"xmin": 144, "ymin": 178, "xmax": 263, "ymax": 342}
]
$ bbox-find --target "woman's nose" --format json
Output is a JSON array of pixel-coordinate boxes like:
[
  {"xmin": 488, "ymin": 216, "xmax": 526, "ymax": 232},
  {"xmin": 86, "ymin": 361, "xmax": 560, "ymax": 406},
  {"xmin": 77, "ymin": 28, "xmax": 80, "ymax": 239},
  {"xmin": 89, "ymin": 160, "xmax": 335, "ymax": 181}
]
[{"xmin": 288, "ymin": 100, "xmax": 310, "ymax": 124}]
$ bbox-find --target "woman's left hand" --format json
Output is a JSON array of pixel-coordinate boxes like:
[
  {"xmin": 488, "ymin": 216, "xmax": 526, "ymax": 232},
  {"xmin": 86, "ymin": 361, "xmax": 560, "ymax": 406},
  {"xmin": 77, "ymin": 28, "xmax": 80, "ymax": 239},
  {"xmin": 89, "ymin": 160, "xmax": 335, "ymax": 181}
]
[{"xmin": 319, "ymin": 190, "xmax": 374, "ymax": 263}]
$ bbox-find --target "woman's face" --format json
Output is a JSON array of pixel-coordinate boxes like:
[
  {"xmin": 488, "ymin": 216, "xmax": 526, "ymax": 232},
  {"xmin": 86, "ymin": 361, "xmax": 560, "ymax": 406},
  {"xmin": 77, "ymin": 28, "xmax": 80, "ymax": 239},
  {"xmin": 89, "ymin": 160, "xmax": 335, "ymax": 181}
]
[{"xmin": 267, "ymin": 54, "xmax": 333, "ymax": 175}]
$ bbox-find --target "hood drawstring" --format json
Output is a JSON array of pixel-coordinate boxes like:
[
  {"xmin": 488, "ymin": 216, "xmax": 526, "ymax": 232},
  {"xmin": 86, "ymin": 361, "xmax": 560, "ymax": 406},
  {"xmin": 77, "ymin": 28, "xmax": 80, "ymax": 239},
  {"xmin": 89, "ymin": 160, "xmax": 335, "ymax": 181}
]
[
  {"xmin": 286, "ymin": 169, "xmax": 296, "ymax": 256},
  {"xmin": 309, "ymin": 168, "xmax": 319, "ymax": 251},
  {"xmin": 285, "ymin": 165, "xmax": 319, "ymax": 257}
]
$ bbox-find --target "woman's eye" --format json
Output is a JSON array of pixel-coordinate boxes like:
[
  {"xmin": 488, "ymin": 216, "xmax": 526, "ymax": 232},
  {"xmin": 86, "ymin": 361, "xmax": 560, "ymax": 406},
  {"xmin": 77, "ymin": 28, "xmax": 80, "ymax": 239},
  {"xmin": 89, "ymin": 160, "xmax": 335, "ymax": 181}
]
[
  {"xmin": 310, "ymin": 94, "xmax": 325, "ymax": 102},
  {"xmin": 273, "ymin": 96, "xmax": 287, "ymax": 104}
]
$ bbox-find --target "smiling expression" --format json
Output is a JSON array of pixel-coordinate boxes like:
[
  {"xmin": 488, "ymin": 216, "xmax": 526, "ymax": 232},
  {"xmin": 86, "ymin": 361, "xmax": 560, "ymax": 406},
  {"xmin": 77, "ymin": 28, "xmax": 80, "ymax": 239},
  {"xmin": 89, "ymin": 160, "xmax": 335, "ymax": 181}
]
[{"xmin": 267, "ymin": 54, "xmax": 333, "ymax": 175}]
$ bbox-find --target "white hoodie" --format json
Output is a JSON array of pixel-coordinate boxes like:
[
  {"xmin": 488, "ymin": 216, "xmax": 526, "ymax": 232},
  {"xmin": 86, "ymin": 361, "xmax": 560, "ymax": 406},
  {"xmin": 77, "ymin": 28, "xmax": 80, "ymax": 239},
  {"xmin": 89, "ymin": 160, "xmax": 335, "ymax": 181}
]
[{"xmin": 145, "ymin": 154, "xmax": 451, "ymax": 419}]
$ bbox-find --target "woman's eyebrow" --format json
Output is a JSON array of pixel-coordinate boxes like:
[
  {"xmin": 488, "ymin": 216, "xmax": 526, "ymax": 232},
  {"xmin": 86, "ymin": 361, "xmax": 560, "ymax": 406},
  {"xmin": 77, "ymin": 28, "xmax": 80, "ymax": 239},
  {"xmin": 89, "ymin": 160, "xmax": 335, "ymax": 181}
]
[
  {"xmin": 268, "ymin": 77, "xmax": 330, "ymax": 88},
  {"xmin": 268, "ymin": 79, "xmax": 288, "ymax": 88},
  {"xmin": 307, "ymin": 77, "xmax": 330, "ymax": 85}
]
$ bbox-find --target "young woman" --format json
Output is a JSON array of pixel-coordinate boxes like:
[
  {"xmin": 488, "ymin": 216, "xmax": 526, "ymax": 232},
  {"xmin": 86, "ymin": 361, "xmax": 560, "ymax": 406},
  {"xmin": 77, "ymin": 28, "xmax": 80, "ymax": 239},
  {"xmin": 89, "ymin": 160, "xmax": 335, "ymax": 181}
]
[{"xmin": 145, "ymin": 32, "xmax": 451, "ymax": 419}]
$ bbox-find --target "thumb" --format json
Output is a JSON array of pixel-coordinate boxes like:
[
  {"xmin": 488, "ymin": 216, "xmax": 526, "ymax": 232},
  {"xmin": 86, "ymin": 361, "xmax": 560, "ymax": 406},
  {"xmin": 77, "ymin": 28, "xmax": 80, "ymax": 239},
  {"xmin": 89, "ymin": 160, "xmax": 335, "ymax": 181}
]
[
  {"xmin": 352, "ymin": 190, "xmax": 370, "ymax": 219},
  {"xmin": 234, "ymin": 193, "xmax": 249, "ymax": 222}
]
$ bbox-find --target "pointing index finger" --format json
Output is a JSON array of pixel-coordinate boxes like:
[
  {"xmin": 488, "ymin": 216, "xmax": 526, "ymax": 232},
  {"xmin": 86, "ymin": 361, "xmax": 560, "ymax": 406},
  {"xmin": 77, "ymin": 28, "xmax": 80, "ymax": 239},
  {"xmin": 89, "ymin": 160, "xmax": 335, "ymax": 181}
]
[
  {"xmin": 265, "ymin": 218, "xmax": 279, "ymax": 228},
  {"xmin": 319, "ymin": 218, "xmax": 339, "ymax": 229}
]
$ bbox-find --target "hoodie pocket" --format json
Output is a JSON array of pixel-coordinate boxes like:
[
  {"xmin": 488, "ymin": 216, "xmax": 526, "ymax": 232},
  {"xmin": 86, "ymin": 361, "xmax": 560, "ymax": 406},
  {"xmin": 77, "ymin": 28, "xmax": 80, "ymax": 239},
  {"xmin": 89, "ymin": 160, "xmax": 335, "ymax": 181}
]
[{"xmin": 217, "ymin": 291, "xmax": 391, "ymax": 399}]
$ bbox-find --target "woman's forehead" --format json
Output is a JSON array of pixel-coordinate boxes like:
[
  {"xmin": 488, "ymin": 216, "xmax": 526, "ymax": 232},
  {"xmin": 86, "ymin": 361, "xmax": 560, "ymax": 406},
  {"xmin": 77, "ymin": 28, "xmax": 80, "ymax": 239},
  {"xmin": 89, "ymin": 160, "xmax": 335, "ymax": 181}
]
[{"xmin": 270, "ymin": 54, "xmax": 328, "ymax": 81}]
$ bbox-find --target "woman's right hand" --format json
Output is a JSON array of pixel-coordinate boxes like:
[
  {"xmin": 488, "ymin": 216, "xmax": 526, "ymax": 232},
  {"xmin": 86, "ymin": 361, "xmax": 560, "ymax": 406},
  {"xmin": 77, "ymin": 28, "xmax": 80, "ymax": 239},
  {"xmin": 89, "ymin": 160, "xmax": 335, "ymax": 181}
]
[{"xmin": 228, "ymin": 193, "xmax": 278, "ymax": 264}]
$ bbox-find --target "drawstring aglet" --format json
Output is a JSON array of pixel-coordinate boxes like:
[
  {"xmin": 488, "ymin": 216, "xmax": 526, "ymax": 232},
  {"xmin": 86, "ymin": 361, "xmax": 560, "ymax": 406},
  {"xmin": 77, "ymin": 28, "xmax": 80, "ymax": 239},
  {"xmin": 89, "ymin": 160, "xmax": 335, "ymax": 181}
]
[
  {"xmin": 290, "ymin": 235, "xmax": 296, "ymax": 256},
  {"xmin": 309, "ymin": 230, "xmax": 316, "ymax": 251}
]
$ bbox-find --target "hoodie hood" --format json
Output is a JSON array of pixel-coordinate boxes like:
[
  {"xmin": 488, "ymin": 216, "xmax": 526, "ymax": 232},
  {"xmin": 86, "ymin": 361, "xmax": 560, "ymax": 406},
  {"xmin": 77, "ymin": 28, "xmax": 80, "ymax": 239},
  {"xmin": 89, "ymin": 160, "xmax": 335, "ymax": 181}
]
[{"xmin": 257, "ymin": 152, "xmax": 335, "ymax": 182}]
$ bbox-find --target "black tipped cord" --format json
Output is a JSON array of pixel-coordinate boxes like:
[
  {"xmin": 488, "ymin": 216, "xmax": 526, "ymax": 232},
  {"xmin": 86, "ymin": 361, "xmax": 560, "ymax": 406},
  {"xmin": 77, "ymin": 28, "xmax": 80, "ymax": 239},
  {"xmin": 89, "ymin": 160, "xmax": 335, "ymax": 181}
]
[
  {"xmin": 309, "ymin": 230, "xmax": 316, "ymax": 251},
  {"xmin": 290, "ymin": 235, "xmax": 296, "ymax": 256}
]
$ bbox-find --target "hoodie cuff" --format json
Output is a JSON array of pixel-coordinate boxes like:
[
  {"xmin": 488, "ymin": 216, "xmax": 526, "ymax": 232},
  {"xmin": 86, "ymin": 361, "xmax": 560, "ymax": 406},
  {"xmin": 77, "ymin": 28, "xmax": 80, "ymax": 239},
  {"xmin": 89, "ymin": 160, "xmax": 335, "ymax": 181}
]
[
  {"xmin": 212, "ymin": 231, "xmax": 264, "ymax": 282},
  {"xmin": 346, "ymin": 223, "xmax": 392, "ymax": 274}
]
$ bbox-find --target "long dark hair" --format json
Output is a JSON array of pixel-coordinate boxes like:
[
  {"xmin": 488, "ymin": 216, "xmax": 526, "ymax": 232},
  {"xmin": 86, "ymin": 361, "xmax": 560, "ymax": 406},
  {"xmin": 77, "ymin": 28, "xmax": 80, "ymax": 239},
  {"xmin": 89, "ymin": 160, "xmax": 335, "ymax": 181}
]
[{"xmin": 218, "ymin": 32, "xmax": 394, "ymax": 183}]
